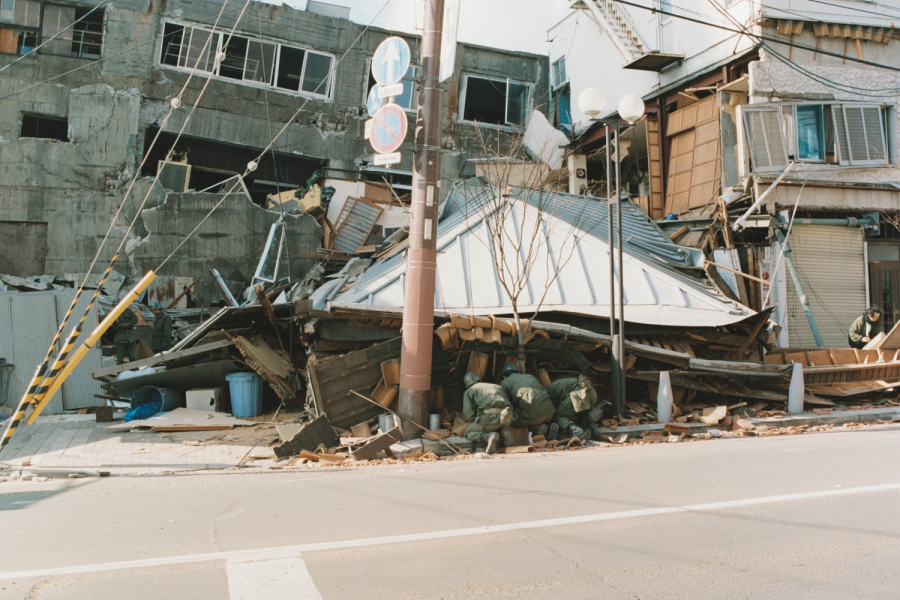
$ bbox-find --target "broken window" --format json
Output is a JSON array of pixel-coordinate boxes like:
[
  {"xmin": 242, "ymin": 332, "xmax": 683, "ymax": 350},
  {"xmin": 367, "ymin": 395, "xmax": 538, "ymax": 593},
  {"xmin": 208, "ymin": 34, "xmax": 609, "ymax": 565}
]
[
  {"xmin": 158, "ymin": 22, "xmax": 334, "ymax": 98},
  {"xmin": 71, "ymin": 6, "xmax": 103, "ymax": 58},
  {"xmin": 556, "ymin": 90, "xmax": 572, "ymax": 135},
  {"xmin": 178, "ymin": 27, "xmax": 219, "ymax": 73},
  {"xmin": 0, "ymin": 0, "xmax": 39, "ymax": 55},
  {"xmin": 551, "ymin": 57, "xmax": 567, "ymax": 89},
  {"xmin": 743, "ymin": 102, "xmax": 890, "ymax": 171},
  {"xmin": 21, "ymin": 113, "xmax": 68, "ymax": 141},
  {"xmin": 365, "ymin": 63, "xmax": 420, "ymax": 111},
  {"xmin": 741, "ymin": 105, "xmax": 789, "ymax": 173},
  {"xmin": 160, "ymin": 22, "xmax": 183, "ymax": 67},
  {"xmin": 461, "ymin": 75, "xmax": 532, "ymax": 128},
  {"xmin": 276, "ymin": 45, "xmax": 305, "ymax": 91},
  {"xmin": 40, "ymin": 4, "xmax": 74, "ymax": 56}
]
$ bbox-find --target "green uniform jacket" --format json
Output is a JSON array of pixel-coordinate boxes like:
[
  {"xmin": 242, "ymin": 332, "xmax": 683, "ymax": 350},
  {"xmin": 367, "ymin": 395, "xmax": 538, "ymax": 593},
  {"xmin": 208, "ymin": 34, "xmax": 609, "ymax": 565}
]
[
  {"xmin": 151, "ymin": 310, "xmax": 174, "ymax": 353},
  {"xmin": 501, "ymin": 373, "xmax": 555, "ymax": 423},
  {"xmin": 546, "ymin": 376, "xmax": 598, "ymax": 428},
  {"xmin": 463, "ymin": 382, "xmax": 513, "ymax": 426},
  {"xmin": 113, "ymin": 307, "xmax": 138, "ymax": 344},
  {"xmin": 849, "ymin": 314, "xmax": 884, "ymax": 344}
]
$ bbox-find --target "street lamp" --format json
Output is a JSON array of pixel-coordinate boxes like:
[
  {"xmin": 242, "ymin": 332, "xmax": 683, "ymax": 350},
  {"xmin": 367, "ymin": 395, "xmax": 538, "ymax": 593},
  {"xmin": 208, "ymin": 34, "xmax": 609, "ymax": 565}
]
[{"xmin": 577, "ymin": 87, "xmax": 645, "ymax": 416}]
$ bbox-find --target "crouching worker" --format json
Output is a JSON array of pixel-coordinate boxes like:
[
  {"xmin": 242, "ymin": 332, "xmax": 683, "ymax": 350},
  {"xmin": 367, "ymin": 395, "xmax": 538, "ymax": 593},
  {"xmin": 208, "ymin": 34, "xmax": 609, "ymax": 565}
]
[
  {"xmin": 500, "ymin": 363, "xmax": 556, "ymax": 436},
  {"xmin": 848, "ymin": 306, "xmax": 883, "ymax": 349},
  {"xmin": 546, "ymin": 375, "xmax": 601, "ymax": 441},
  {"xmin": 462, "ymin": 372, "xmax": 515, "ymax": 454}
]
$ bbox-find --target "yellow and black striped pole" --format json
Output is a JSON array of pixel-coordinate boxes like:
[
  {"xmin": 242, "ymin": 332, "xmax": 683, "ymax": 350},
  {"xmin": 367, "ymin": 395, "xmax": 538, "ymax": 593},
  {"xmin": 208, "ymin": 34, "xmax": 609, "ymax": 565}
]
[
  {"xmin": 25, "ymin": 261, "xmax": 127, "ymax": 424},
  {"xmin": 25, "ymin": 271, "xmax": 157, "ymax": 426},
  {"xmin": 0, "ymin": 256, "xmax": 120, "ymax": 452}
]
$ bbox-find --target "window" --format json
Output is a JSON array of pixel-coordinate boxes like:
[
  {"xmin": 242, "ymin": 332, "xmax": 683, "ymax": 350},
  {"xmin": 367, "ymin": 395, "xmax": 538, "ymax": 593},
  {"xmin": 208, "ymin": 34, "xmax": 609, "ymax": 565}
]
[
  {"xmin": 551, "ymin": 57, "xmax": 567, "ymax": 89},
  {"xmin": 658, "ymin": 0, "xmax": 672, "ymax": 23},
  {"xmin": 0, "ymin": 1, "xmax": 104, "ymax": 57},
  {"xmin": 557, "ymin": 90, "xmax": 572, "ymax": 136},
  {"xmin": 460, "ymin": 75, "xmax": 532, "ymax": 128},
  {"xmin": 741, "ymin": 102, "xmax": 890, "ymax": 172},
  {"xmin": 0, "ymin": 0, "xmax": 40, "ymax": 55},
  {"xmin": 365, "ymin": 63, "xmax": 420, "ymax": 111},
  {"xmin": 157, "ymin": 22, "xmax": 335, "ymax": 98},
  {"xmin": 21, "ymin": 113, "xmax": 68, "ymax": 140}
]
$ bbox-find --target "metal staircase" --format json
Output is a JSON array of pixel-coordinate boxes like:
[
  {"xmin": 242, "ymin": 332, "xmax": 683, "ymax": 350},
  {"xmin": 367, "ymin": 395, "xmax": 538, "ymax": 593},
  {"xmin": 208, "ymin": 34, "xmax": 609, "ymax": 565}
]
[{"xmin": 569, "ymin": 0, "xmax": 648, "ymax": 63}]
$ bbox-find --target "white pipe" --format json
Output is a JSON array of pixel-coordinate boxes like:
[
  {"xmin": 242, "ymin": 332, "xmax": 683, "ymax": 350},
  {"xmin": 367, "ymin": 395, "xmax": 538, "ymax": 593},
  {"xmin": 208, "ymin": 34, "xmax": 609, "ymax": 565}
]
[{"xmin": 733, "ymin": 162, "xmax": 795, "ymax": 231}]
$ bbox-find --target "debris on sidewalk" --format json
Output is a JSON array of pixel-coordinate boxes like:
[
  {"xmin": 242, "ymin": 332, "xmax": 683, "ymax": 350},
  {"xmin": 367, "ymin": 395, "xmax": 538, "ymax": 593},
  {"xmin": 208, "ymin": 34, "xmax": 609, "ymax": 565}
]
[{"xmin": 108, "ymin": 408, "xmax": 255, "ymax": 432}]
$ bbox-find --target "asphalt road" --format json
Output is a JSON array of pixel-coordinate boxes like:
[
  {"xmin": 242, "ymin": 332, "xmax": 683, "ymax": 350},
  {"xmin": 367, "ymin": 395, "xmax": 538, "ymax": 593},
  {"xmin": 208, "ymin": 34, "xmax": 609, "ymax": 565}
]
[{"xmin": 1, "ymin": 425, "xmax": 899, "ymax": 599}]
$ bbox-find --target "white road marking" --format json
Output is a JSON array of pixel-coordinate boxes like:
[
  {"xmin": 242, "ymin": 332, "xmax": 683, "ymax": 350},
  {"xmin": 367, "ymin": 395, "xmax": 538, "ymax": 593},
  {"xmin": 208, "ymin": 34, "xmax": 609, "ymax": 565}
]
[
  {"xmin": 2, "ymin": 481, "xmax": 898, "ymax": 581},
  {"xmin": 226, "ymin": 555, "xmax": 322, "ymax": 600}
]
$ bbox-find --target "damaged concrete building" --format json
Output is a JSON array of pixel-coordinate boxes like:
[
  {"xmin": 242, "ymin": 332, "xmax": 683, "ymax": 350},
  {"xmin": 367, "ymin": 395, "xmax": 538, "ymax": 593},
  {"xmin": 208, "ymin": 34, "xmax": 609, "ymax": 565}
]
[
  {"xmin": 0, "ymin": 0, "xmax": 548, "ymax": 305},
  {"xmin": 551, "ymin": 0, "xmax": 900, "ymax": 349}
]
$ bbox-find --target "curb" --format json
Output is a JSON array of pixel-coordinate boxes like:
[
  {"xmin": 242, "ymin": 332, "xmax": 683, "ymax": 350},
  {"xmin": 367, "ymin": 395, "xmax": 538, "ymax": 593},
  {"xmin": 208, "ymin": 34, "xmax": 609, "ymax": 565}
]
[{"xmin": 595, "ymin": 406, "xmax": 900, "ymax": 439}]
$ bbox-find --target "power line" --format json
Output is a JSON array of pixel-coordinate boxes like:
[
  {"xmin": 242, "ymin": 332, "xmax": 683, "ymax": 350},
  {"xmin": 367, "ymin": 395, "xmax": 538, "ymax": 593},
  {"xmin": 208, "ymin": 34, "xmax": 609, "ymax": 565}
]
[{"xmin": 611, "ymin": 0, "xmax": 900, "ymax": 73}]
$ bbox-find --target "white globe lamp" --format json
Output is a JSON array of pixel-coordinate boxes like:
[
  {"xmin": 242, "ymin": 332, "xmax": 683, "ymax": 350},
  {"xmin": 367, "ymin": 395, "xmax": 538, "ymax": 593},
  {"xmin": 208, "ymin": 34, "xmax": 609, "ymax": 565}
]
[
  {"xmin": 577, "ymin": 87, "xmax": 606, "ymax": 118},
  {"xmin": 618, "ymin": 94, "xmax": 645, "ymax": 124}
]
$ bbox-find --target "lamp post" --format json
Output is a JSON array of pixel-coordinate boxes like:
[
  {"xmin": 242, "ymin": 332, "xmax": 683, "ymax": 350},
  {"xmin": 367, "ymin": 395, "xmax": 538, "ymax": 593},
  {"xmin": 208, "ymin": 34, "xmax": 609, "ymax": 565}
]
[{"xmin": 577, "ymin": 89, "xmax": 645, "ymax": 416}]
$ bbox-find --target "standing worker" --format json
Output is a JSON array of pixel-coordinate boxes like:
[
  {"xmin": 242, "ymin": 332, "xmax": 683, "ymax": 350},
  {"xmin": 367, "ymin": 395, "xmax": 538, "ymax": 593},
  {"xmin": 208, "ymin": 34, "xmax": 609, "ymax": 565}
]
[
  {"xmin": 462, "ymin": 372, "xmax": 515, "ymax": 454},
  {"xmin": 848, "ymin": 306, "xmax": 883, "ymax": 349},
  {"xmin": 150, "ymin": 301, "xmax": 174, "ymax": 354},
  {"xmin": 500, "ymin": 363, "xmax": 556, "ymax": 437},
  {"xmin": 113, "ymin": 303, "xmax": 139, "ymax": 365},
  {"xmin": 546, "ymin": 375, "xmax": 603, "ymax": 442}
]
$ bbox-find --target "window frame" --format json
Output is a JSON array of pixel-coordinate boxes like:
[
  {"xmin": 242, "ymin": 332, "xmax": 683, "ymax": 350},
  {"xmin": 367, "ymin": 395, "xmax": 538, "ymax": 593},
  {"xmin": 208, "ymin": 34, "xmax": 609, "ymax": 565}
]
[
  {"xmin": 740, "ymin": 101, "xmax": 892, "ymax": 174},
  {"xmin": 551, "ymin": 56, "xmax": 567, "ymax": 90},
  {"xmin": 156, "ymin": 20, "xmax": 336, "ymax": 100},
  {"xmin": 0, "ymin": 1, "xmax": 105, "ymax": 58},
  {"xmin": 458, "ymin": 73, "xmax": 534, "ymax": 131}
]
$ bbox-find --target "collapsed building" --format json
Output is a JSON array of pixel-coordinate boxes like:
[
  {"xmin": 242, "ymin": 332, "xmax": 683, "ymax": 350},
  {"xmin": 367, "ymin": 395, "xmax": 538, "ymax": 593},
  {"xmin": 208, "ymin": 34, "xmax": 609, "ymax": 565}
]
[
  {"xmin": 0, "ymin": 0, "xmax": 548, "ymax": 305},
  {"xmin": 550, "ymin": 0, "xmax": 900, "ymax": 349}
]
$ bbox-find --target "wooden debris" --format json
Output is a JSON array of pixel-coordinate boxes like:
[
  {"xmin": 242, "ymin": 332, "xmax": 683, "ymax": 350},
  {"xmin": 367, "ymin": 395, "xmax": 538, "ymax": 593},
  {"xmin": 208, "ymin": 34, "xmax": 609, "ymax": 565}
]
[
  {"xmin": 349, "ymin": 426, "xmax": 402, "ymax": 461},
  {"xmin": 699, "ymin": 405, "xmax": 727, "ymax": 425}
]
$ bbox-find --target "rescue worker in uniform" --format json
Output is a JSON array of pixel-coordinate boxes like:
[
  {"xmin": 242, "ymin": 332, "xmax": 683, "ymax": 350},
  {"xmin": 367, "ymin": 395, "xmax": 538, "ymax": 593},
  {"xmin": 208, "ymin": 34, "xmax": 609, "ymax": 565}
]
[
  {"xmin": 848, "ymin": 306, "xmax": 883, "ymax": 349},
  {"xmin": 462, "ymin": 372, "xmax": 516, "ymax": 454},
  {"xmin": 546, "ymin": 375, "xmax": 603, "ymax": 441},
  {"xmin": 113, "ymin": 304, "xmax": 139, "ymax": 365},
  {"xmin": 150, "ymin": 301, "xmax": 174, "ymax": 354},
  {"xmin": 500, "ymin": 363, "xmax": 556, "ymax": 437}
]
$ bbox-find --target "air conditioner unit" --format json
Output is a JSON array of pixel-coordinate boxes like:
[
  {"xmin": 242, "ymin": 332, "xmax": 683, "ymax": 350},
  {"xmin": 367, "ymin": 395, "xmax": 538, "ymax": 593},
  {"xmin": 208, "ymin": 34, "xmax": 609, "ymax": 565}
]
[{"xmin": 157, "ymin": 160, "xmax": 191, "ymax": 192}]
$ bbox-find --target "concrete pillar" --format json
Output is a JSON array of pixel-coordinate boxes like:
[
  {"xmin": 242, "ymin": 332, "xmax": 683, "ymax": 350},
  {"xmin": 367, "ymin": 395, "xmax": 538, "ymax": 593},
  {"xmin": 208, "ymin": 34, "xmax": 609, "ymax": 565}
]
[
  {"xmin": 568, "ymin": 153, "xmax": 587, "ymax": 195},
  {"xmin": 788, "ymin": 362, "xmax": 804, "ymax": 414},
  {"xmin": 657, "ymin": 371, "xmax": 673, "ymax": 423}
]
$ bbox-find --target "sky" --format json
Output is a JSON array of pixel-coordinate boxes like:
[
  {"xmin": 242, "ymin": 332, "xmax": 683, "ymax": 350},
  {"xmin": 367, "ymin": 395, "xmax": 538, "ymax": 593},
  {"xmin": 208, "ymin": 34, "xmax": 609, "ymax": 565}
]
[{"xmin": 285, "ymin": 0, "xmax": 573, "ymax": 54}]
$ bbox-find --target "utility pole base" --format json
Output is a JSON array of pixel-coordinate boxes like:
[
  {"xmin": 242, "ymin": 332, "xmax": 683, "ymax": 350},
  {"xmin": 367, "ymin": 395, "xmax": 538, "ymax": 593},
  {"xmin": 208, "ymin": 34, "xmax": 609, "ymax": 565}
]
[{"xmin": 398, "ymin": 389, "xmax": 430, "ymax": 441}]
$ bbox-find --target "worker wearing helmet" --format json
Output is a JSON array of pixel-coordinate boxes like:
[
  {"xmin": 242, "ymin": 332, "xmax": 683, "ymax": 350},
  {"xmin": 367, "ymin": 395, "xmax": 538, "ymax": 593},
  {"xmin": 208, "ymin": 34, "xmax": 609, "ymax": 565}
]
[
  {"xmin": 461, "ymin": 371, "xmax": 515, "ymax": 454},
  {"xmin": 500, "ymin": 363, "xmax": 556, "ymax": 437},
  {"xmin": 546, "ymin": 375, "xmax": 603, "ymax": 442}
]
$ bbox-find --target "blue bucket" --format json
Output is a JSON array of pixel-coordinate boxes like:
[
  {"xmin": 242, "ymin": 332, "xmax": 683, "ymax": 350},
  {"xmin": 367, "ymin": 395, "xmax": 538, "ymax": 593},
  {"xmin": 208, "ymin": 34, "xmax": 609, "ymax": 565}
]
[
  {"xmin": 130, "ymin": 386, "xmax": 183, "ymax": 412},
  {"xmin": 226, "ymin": 372, "xmax": 263, "ymax": 418}
]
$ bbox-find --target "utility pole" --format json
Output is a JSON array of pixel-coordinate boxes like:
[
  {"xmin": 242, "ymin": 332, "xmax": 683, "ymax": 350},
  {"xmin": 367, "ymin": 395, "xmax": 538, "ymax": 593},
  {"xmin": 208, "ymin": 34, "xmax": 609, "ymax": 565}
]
[{"xmin": 398, "ymin": 0, "xmax": 444, "ymax": 440}]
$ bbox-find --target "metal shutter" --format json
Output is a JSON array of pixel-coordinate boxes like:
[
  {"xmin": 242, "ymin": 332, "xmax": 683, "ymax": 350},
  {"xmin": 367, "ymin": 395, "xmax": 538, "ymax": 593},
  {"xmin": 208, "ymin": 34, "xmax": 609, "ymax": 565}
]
[
  {"xmin": 785, "ymin": 225, "xmax": 866, "ymax": 348},
  {"xmin": 741, "ymin": 106, "xmax": 788, "ymax": 173},
  {"xmin": 837, "ymin": 105, "xmax": 887, "ymax": 165}
]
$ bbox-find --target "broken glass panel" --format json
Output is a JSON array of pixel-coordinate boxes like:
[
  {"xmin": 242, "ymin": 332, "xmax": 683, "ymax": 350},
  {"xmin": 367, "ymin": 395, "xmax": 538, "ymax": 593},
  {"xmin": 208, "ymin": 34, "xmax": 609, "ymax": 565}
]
[
  {"xmin": 302, "ymin": 52, "xmax": 332, "ymax": 95},
  {"xmin": 160, "ymin": 23, "xmax": 184, "ymax": 66},
  {"xmin": 219, "ymin": 35, "xmax": 248, "ymax": 80},
  {"xmin": 276, "ymin": 45, "xmax": 305, "ymax": 91},
  {"xmin": 506, "ymin": 80, "xmax": 530, "ymax": 126},
  {"xmin": 179, "ymin": 27, "xmax": 218, "ymax": 73},
  {"xmin": 245, "ymin": 39, "xmax": 276, "ymax": 84},
  {"xmin": 41, "ymin": 4, "xmax": 75, "ymax": 57}
]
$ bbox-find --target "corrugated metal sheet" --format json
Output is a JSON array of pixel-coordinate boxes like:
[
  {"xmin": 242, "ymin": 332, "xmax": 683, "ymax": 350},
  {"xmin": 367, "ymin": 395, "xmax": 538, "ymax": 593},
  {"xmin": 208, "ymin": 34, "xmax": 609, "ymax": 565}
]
[
  {"xmin": 332, "ymin": 197, "xmax": 383, "ymax": 254},
  {"xmin": 0, "ymin": 290, "xmax": 104, "ymax": 413},
  {"xmin": 785, "ymin": 225, "xmax": 866, "ymax": 347},
  {"xmin": 317, "ymin": 184, "xmax": 752, "ymax": 327},
  {"xmin": 54, "ymin": 290, "xmax": 103, "ymax": 410},
  {"xmin": 106, "ymin": 359, "xmax": 241, "ymax": 397}
]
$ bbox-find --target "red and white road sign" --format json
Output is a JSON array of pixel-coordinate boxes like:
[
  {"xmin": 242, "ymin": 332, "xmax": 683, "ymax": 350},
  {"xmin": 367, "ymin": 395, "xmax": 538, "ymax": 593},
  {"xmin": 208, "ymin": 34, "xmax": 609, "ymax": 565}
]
[{"xmin": 369, "ymin": 103, "xmax": 408, "ymax": 155}]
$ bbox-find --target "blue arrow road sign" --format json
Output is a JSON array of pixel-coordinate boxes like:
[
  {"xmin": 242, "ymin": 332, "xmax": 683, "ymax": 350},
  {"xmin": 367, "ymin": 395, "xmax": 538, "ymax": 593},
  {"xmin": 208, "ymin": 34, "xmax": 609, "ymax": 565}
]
[
  {"xmin": 367, "ymin": 85, "xmax": 383, "ymax": 117},
  {"xmin": 372, "ymin": 36, "xmax": 411, "ymax": 86}
]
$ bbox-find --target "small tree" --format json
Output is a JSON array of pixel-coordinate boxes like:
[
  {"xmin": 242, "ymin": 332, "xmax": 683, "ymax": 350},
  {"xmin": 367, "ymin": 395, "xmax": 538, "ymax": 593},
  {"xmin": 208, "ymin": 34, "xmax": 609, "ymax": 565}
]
[{"xmin": 456, "ymin": 125, "xmax": 597, "ymax": 371}]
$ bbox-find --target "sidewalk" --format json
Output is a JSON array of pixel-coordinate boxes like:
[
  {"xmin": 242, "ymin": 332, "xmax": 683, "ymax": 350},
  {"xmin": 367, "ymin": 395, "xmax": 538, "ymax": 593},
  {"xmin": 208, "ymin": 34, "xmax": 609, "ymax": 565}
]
[
  {"xmin": 0, "ymin": 414, "xmax": 278, "ymax": 477},
  {"xmin": 2, "ymin": 406, "xmax": 899, "ymax": 478}
]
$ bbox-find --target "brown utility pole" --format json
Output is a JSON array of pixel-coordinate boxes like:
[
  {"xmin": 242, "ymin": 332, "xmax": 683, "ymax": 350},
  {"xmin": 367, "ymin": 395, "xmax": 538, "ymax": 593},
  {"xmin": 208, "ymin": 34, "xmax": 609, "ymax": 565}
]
[{"xmin": 398, "ymin": 0, "xmax": 445, "ymax": 440}]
